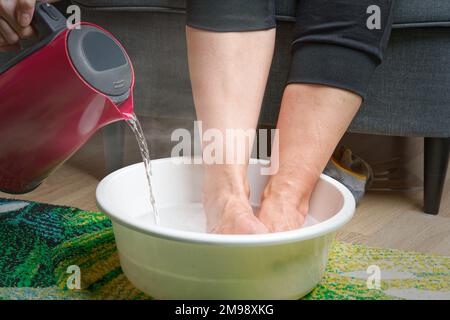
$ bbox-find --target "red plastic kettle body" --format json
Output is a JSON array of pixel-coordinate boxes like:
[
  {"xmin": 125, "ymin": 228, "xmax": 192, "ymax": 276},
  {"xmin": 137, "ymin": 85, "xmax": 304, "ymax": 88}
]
[{"xmin": 0, "ymin": 3, "xmax": 134, "ymax": 194}]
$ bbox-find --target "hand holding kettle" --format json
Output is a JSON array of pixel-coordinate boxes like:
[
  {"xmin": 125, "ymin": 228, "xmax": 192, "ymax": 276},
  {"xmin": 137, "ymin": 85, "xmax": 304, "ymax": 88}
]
[
  {"xmin": 0, "ymin": 1, "xmax": 134, "ymax": 194},
  {"xmin": 0, "ymin": 0, "xmax": 58, "ymax": 51}
]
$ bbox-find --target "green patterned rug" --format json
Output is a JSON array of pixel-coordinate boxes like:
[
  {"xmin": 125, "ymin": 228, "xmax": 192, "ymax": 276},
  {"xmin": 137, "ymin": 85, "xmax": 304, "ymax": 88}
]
[{"xmin": 0, "ymin": 198, "xmax": 449, "ymax": 300}]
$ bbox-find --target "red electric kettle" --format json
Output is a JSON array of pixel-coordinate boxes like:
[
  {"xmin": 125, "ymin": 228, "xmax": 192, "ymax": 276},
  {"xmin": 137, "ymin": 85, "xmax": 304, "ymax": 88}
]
[{"xmin": 0, "ymin": 2, "xmax": 134, "ymax": 194}]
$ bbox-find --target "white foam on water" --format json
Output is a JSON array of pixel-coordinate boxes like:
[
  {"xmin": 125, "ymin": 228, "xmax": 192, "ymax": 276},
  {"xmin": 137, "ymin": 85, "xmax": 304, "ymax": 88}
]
[
  {"xmin": 136, "ymin": 203, "xmax": 320, "ymax": 233},
  {"xmin": 136, "ymin": 203, "xmax": 206, "ymax": 232}
]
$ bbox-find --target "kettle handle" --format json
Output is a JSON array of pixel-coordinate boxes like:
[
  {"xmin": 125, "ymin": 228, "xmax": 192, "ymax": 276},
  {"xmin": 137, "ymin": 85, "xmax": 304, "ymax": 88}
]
[
  {"xmin": 32, "ymin": 1, "xmax": 67, "ymax": 40},
  {"xmin": 0, "ymin": 2, "xmax": 67, "ymax": 74}
]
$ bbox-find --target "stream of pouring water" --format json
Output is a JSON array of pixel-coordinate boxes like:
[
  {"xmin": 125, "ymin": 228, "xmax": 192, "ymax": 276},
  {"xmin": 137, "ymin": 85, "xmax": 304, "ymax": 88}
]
[{"xmin": 127, "ymin": 114, "xmax": 160, "ymax": 225}]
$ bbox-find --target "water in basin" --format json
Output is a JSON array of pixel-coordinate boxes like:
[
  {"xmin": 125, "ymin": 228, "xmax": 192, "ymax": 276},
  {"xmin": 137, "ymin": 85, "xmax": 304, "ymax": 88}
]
[{"xmin": 135, "ymin": 203, "xmax": 320, "ymax": 233}]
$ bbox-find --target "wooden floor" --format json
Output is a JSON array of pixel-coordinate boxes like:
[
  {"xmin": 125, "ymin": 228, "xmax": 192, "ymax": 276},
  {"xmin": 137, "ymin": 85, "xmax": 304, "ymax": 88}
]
[{"xmin": 2, "ymin": 118, "xmax": 449, "ymax": 256}]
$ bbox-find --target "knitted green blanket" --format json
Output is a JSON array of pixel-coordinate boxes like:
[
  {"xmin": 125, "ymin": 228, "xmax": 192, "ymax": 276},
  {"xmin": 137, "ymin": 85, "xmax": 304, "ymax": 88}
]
[{"xmin": 0, "ymin": 199, "xmax": 449, "ymax": 300}]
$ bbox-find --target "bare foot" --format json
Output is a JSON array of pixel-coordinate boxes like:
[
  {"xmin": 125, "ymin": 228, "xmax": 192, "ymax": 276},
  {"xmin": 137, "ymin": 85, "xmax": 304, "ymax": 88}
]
[
  {"xmin": 203, "ymin": 165, "xmax": 268, "ymax": 234},
  {"xmin": 208, "ymin": 195, "xmax": 269, "ymax": 234},
  {"xmin": 258, "ymin": 175, "xmax": 311, "ymax": 233}
]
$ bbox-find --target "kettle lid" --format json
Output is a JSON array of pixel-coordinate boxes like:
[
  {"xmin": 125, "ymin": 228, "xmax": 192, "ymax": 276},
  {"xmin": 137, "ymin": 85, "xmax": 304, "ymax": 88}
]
[{"xmin": 67, "ymin": 25, "xmax": 132, "ymax": 103}]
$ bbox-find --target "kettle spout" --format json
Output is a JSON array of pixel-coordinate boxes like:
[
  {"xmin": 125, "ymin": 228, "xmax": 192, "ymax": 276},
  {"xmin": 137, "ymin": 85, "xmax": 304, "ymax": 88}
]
[{"xmin": 113, "ymin": 91, "xmax": 134, "ymax": 121}]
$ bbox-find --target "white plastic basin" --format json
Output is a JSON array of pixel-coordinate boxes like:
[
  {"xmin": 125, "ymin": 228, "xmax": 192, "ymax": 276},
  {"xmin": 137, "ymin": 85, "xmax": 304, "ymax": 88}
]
[{"xmin": 96, "ymin": 157, "xmax": 355, "ymax": 299}]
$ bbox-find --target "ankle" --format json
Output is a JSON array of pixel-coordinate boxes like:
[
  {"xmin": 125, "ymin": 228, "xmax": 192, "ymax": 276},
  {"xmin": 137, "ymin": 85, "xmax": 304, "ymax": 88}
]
[
  {"xmin": 203, "ymin": 164, "xmax": 250, "ymax": 197},
  {"xmin": 262, "ymin": 174, "xmax": 312, "ymax": 206}
]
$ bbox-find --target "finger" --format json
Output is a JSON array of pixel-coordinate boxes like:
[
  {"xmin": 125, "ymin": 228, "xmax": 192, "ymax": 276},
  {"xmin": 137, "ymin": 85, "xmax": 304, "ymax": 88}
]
[
  {"xmin": 0, "ymin": 0, "xmax": 34, "ymax": 39},
  {"xmin": 0, "ymin": 33, "xmax": 5, "ymax": 45},
  {"xmin": 0, "ymin": 18, "xmax": 19, "ymax": 44},
  {"xmin": 18, "ymin": 25, "xmax": 34, "ymax": 38},
  {"xmin": 0, "ymin": 0, "xmax": 22, "ymax": 33},
  {"xmin": 16, "ymin": 0, "xmax": 35, "ymax": 28}
]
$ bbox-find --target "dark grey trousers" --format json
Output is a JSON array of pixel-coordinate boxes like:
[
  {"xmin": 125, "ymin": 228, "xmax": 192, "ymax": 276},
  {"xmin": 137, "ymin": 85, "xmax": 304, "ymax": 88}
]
[{"xmin": 186, "ymin": 0, "xmax": 394, "ymax": 98}]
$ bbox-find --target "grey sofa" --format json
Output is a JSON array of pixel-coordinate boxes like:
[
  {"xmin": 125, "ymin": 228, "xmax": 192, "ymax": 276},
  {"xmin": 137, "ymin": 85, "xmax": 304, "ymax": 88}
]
[
  {"xmin": 8, "ymin": 0, "xmax": 447, "ymax": 214},
  {"xmin": 72, "ymin": 0, "xmax": 450, "ymax": 215}
]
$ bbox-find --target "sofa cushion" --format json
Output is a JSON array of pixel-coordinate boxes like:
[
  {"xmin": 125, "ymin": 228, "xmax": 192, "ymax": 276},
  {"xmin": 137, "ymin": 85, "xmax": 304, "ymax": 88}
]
[{"xmin": 73, "ymin": 0, "xmax": 450, "ymax": 28}]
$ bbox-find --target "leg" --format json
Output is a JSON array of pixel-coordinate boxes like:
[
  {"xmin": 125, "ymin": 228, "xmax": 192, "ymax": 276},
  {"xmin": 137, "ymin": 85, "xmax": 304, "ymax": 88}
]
[
  {"xmin": 258, "ymin": 85, "xmax": 361, "ymax": 231},
  {"xmin": 259, "ymin": 0, "xmax": 394, "ymax": 232},
  {"xmin": 424, "ymin": 137, "xmax": 449, "ymax": 215},
  {"xmin": 103, "ymin": 122, "xmax": 126, "ymax": 174},
  {"xmin": 186, "ymin": 0, "xmax": 276, "ymax": 234}
]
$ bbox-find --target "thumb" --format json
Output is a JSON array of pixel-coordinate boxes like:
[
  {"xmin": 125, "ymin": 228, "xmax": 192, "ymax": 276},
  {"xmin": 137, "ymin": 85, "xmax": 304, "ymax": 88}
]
[{"xmin": 16, "ymin": 0, "xmax": 36, "ymax": 28}]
